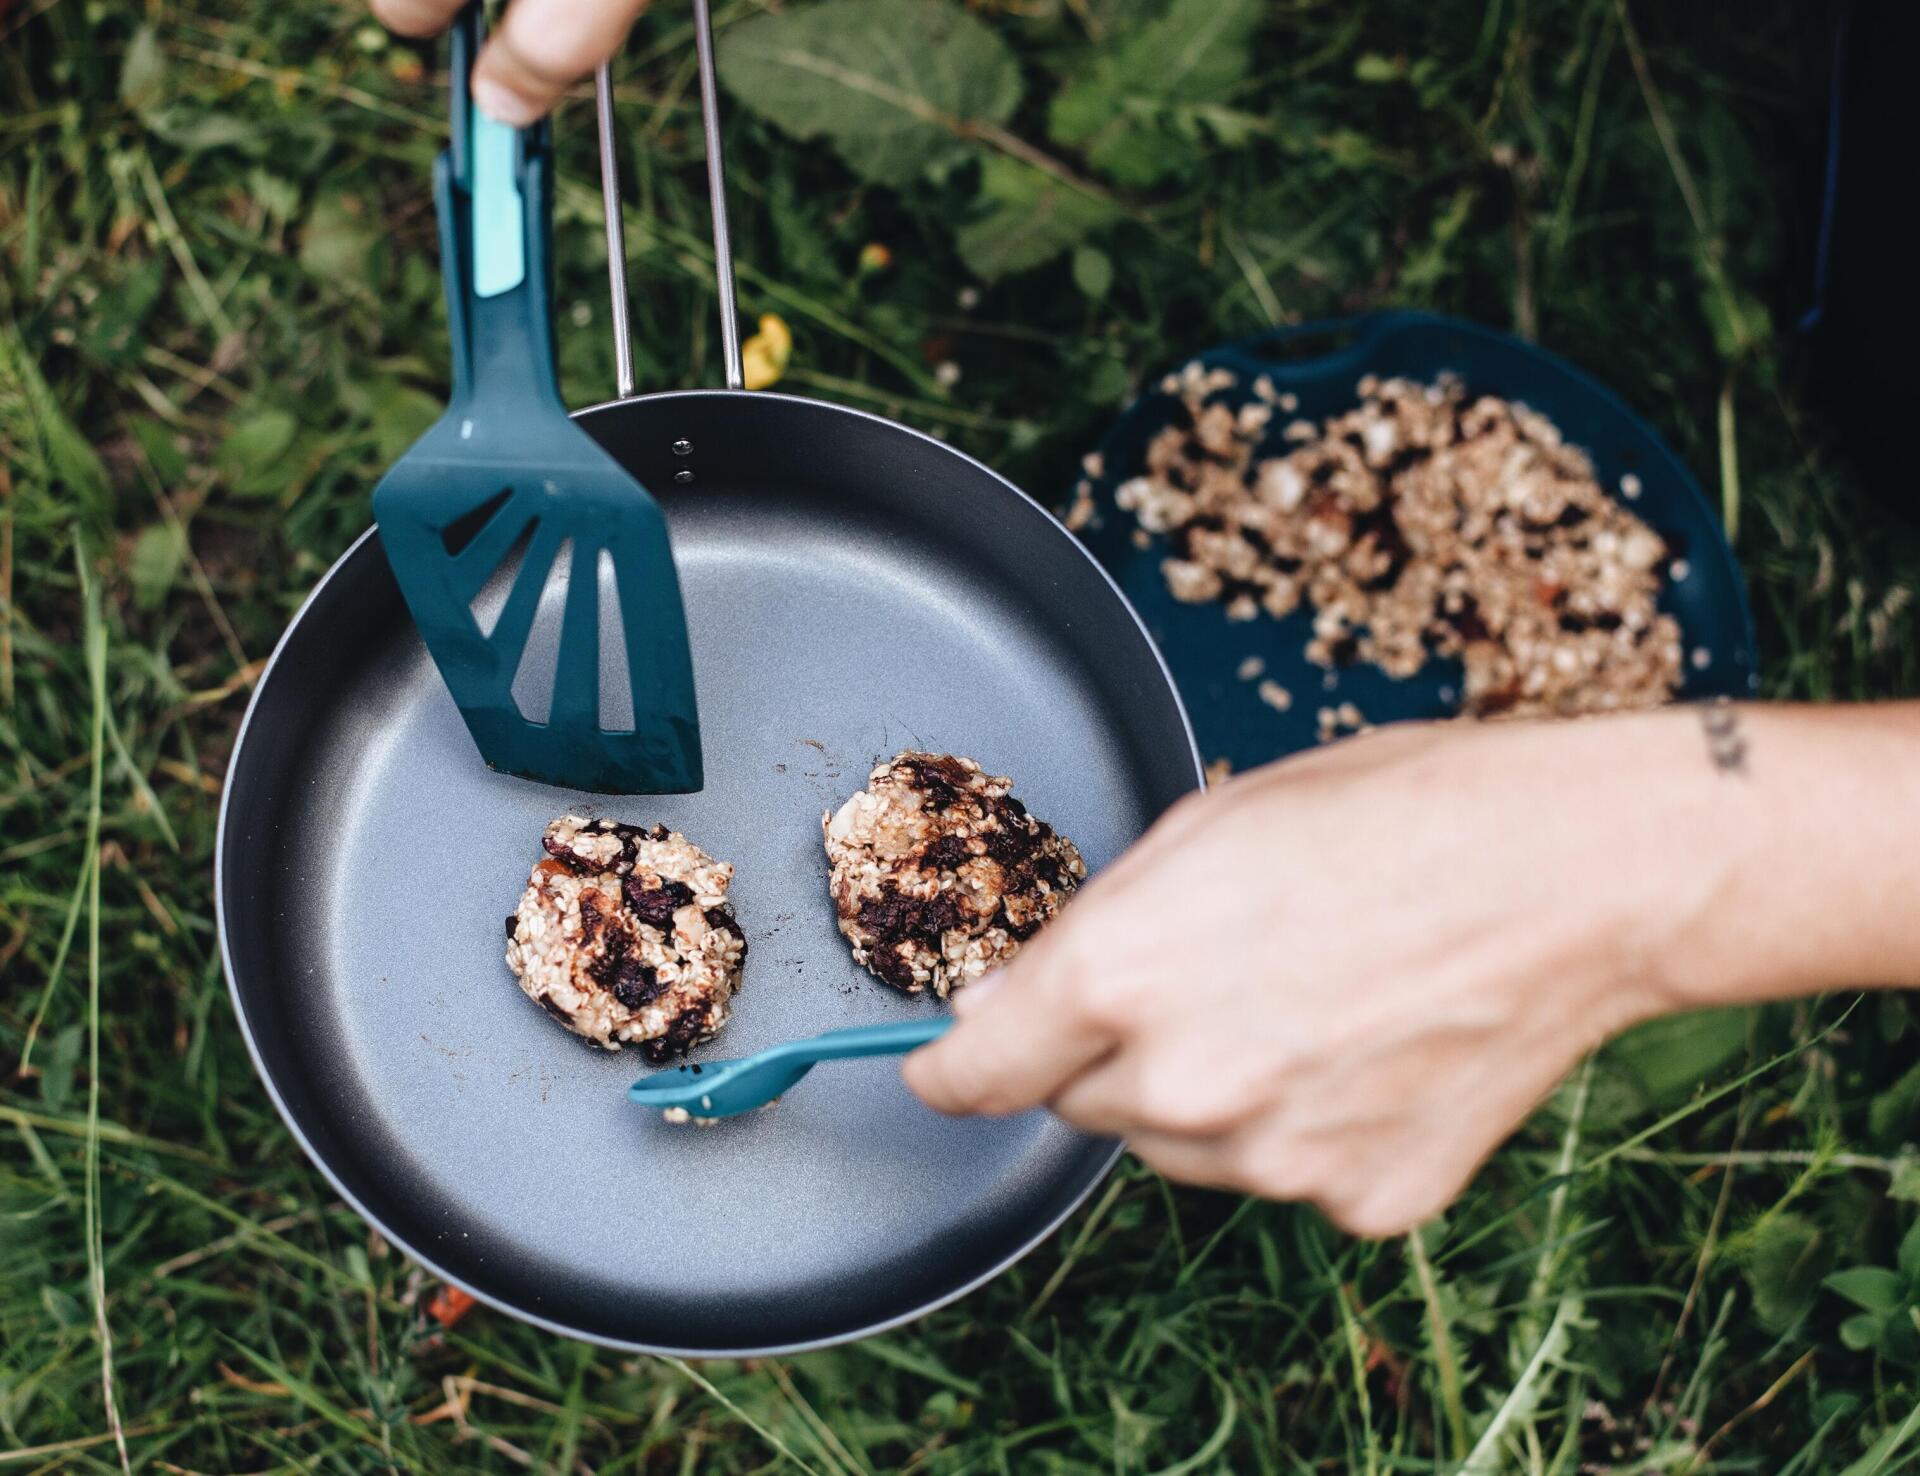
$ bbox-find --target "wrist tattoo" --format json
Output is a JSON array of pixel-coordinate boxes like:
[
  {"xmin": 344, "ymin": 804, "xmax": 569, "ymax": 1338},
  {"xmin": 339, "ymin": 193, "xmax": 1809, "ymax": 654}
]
[{"xmin": 1698, "ymin": 698, "xmax": 1748, "ymax": 775}]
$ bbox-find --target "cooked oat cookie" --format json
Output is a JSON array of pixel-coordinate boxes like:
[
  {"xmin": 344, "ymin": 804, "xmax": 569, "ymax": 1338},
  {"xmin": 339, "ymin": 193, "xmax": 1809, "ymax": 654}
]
[
  {"xmin": 505, "ymin": 816, "xmax": 747, "ymax": 1061},
  {"xmin": 823, "ymin": 752, "xmax": 1086, "ymax": 997}
]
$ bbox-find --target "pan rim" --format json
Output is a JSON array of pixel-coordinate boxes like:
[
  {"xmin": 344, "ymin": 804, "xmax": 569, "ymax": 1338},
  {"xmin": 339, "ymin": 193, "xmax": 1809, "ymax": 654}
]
[{"xmin": 215, "ymin": 387, "xmax": 1200, "ymax": 1354}]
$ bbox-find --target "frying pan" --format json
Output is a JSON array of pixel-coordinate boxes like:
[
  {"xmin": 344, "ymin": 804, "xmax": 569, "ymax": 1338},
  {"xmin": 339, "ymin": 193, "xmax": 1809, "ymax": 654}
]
[
  {"xmin": 216, "ymin": 10, "xmax": 1200, "ymax": 1356},
  {"xmin": 1074, "ymin": 313, "xmax": 1759, "ymax": 775}
]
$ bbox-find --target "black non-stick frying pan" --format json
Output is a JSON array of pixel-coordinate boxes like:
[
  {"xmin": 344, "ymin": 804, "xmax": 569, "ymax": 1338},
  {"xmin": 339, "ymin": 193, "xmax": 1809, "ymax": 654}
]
[{"xmin": 215, "ymin": 6, "xmax": 1200, "ymax": 1355}]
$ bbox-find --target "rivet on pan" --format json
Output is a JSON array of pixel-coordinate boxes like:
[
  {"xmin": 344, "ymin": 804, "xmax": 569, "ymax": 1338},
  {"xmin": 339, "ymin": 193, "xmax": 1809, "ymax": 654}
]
[
  {"xmin": 674, "ymin": 470, "xmax": 695, "ymax": 484},
  {"xmin": 672, "ymin": 439, "xmax": 694, "ymax": 456}
]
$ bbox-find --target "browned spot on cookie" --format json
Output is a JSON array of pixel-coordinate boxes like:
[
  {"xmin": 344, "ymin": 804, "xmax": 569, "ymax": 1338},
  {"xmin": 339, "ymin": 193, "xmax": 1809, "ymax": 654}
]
[
  {"xmin": 625, "ymin": 878, "xmax": 695, "ymax": 928},
  {"xmin": 609, "ymin": 957, "xmax": 662, "ymax": 1009},
  {"xmin": 920, "ymin": 834, "xmax": 973, "ymax": 871}
]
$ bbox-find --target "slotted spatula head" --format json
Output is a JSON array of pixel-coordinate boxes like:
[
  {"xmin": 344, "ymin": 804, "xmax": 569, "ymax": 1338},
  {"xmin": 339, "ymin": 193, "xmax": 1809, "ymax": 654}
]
[{"xmin": 373, "ymin": 6, "xmax": 701, "ymax": 794}]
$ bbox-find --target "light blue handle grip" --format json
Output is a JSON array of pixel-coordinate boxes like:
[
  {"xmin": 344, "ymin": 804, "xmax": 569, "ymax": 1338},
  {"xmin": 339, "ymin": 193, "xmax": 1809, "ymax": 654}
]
[{"xmin": 470, "ymin": 110, "xmax": 525, "ymax": 298}]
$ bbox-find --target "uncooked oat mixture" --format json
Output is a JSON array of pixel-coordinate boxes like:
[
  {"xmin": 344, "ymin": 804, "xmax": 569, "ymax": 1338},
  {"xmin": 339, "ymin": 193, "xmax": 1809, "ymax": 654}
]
[
  {"xmin": 1111, "ymin": 365, "xmax": 1685, "ymax": 717},
  {"xmin": 823, "ymin": 752, "xmax": 1086, "ymax": 997},
  {"xmin": 505, "ymin": 816, "xmax": 746, "ymax": 1061}
]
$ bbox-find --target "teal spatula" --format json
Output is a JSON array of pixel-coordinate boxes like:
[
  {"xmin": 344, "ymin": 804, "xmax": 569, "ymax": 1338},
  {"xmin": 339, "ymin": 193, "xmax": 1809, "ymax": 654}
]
[
  {"xmin": 373, "ymin": 5, "xmax": 701, "ymax": 794},
  {"xmin": 629, "ymin": 1018, "xmax": 953, "ymax": 1119}
]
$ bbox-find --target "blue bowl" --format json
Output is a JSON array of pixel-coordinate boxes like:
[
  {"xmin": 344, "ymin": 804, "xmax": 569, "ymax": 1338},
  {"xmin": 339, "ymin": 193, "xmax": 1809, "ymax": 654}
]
[{"xmin": 1073, "ymin": 311, "xmax": 1759, "ymax": 774}]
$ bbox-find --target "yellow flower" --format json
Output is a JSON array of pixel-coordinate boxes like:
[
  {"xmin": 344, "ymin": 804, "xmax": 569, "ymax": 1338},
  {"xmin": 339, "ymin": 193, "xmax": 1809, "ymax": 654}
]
[{"xmin": 741, "ymin": 313, "xmax": 791, "ymax": 391}]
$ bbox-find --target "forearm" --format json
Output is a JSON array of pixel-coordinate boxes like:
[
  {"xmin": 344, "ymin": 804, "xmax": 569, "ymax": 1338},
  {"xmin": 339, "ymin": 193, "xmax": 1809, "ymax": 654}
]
[{"xmin": 1652, "ymin": 701, "xmax": 1920, "ymax": 1007}]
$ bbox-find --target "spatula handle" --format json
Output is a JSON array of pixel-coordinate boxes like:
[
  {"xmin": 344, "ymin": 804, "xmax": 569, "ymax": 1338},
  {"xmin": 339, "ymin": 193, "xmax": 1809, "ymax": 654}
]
[{"xmin": 439, "ymin": 4, "xmax": 565, "ymax": 417}]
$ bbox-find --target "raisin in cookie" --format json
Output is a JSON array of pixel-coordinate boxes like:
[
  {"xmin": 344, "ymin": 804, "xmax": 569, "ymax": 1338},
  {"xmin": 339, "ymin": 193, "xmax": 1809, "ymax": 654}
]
[
  {"xmin": 505, "ymin": 816, "xmax": 746, "ymax": 1060},
  {"xmin": 823, "ymin": 752, "xmax": 1085, "ymax": 997}
]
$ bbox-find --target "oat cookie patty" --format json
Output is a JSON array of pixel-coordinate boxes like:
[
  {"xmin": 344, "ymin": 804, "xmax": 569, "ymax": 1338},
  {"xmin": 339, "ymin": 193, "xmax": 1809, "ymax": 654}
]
[
  {"xmin": 505, "ymin": 817, "xmax": 747, "ymax": 1060},
  {"xmin": 823, "ymin": 752, "xmax": 1086, "ymax": 997}
]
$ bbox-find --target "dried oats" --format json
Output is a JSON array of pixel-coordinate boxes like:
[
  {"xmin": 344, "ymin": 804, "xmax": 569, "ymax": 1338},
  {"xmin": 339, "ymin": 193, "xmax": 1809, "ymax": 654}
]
[{"xmin": 1117, "ymin": 371, "xmax": 1684, "ymax": 719}]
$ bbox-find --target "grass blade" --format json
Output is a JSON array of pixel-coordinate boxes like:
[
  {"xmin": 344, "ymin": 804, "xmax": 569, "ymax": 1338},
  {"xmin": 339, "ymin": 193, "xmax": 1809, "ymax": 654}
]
[{"xmin": 76, "ymin": 539, "xmax": 130, "ymax": 1476}]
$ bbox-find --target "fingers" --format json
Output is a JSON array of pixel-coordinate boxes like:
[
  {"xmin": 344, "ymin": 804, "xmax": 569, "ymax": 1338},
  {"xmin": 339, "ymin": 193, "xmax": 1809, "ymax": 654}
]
[
  {"xmin": 1048, "ymin": 1038, "xmax": 1251, "ymax": 1138},
  {"xmin": 370, "ymin": 0, "xmax": 465, "ymax": 37},
  {"xmin": 1125, "ymin": 1125, "xmax": 1425, "ymax": 1238},
  {"xmin": 902, "ymin": 938, "xmax": 1117, "ymax": 1117},
  {"xmin": 471, "ymin": 0, "xmax": 653, "ymax": 124}
]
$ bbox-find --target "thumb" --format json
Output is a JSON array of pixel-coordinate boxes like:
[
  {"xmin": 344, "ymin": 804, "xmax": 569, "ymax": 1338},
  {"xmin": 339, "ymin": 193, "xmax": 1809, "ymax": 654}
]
[
  {"xmin": 902, "ymin": 924, "xmax": 1114, "ymax": 1119},
  {"xmin": 470, "ymin": 0, "xmax": 653, "ymax": 125}
]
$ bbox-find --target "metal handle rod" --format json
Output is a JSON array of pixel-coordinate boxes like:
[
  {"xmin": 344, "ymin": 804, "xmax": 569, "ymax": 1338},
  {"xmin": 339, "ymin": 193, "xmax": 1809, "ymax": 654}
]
[
  {"xmin": 593, "ymin": 6, "xmax": 744, "ymax": 393},
  {"xmin": 593, "ymin": 63, "xmax": 637, "ymax": 400},
  {"xmin": 693, "ymin": 0, "xmax": 744, "ymax": 390}
]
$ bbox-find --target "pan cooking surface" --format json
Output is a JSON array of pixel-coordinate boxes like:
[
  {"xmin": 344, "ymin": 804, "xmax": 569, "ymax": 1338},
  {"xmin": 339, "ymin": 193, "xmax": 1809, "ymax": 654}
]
[{"xmin": 221, "ymin": 393, "xmax": 1198, "ymax": 1352}]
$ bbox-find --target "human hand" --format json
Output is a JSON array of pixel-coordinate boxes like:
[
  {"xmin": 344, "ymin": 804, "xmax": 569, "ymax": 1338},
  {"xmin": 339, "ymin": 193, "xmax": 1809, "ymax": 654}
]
[
  {"xmin": 371, "ymin": 0, "xmax": 651, "ymax": 125},
  {"xmin": 904, "ymin": 711, "xmax": 1752, "ymax": 1236}
]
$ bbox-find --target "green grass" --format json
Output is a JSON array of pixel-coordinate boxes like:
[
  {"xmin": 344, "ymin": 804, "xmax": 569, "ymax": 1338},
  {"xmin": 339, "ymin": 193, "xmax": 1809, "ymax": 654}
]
[{"xmin": 7, "ymin": 0, "xmax": 1920, "ymax": 1470}]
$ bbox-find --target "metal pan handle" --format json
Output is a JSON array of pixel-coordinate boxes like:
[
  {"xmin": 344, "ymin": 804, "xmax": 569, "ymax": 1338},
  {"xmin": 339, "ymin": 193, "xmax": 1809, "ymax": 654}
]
[{"xmin": 595, "ymin": 0, "xmax": 744, "ymax": 397}]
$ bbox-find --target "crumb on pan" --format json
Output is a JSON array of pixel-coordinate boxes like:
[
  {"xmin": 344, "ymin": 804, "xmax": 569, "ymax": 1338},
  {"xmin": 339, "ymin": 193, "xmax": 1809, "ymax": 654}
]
[
  {"xmin": 505, "ymin": 816, "xmax": 746, "ymax": 1062},
  {"xmin": 661, "ymin": 1096, "xmax": 781, "ymax": 1127},
  {"xmin": 1112, "ymin": 370, "xmax": 1684, "ymax": 719},
  {"xmin": 822, "ymin": 752, "xmax": 1086, "ymax": 998}
]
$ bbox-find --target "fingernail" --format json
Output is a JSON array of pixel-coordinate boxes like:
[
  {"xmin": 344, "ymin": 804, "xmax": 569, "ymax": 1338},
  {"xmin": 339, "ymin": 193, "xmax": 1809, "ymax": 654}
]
[
  {"xmin": 952, "ymin": 974, "xmax": 1003, "ymax": 1014},
  {"xmin": 471, "ymin": 75, "xmax": 540, "ymax": 127}
]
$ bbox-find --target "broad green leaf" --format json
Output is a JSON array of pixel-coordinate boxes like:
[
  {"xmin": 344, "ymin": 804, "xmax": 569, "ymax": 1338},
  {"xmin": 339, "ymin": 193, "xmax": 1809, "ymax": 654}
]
[
  {"xmin": 39, "ymin": 1022, "xmax": 82, "ymax": 1110},
  {"xmin": 1744, "ymin": 1213, "xmax": 1830, "ymax": 1332},
  {"xmin": 370, "ymin": 385, "xmax": 445, "ymax": 464},
  {"xmin": 1072, "ymin": 245, "xmax": 1114, "ymax": 300},
  {"xmin": 217, "ymin": 409, "xmax": 298, "ymax": 495},
  {"xmin": 300, "ymin": 193, "xmax": 378, "ymax": 287},
  {"xmin": 130, "ymin": 523, "xmax": 186, "ymax": 613},
  {"xmin": 1826, "ymin": 1265, "xmax": 1906, "ymax": 1316},
  {"xmin": 144, "ymin": 109, "xmax": 259, "ymax": 153},
  {"xmin": 1087, "ymin": 356, "xmax": 1130, "ymax": 404},
  {"xmin": 1887, "ymin": 1310, "xmax": 1920, "ymax": 1367},
  {"xmin": 1871, "ymin": 1058, "xmax": 1920, "ymax": 1143},
  {"xmin": 79, "ymin": 259, "xmax": 166, "ymax": 364},
  {"xmin": 248, "ymin": 167, "xmax": 302, "ymax": 222},
  {"xmin": 1900, "ymin": 1218, "xmax": 1920, "ymax": 1286},
  {"xmin": 40, "ymin": 1284, "xmax": 86, "ymax": 1330},
  {"xmin": 1353, "ymin": 53, "xmax": 1404, "ymax": 84},
  {"xmin": 120, "ymin": 25, "xmax": 166, "ymax": 110},
  {"xmin": 44, "ymin": 405, "xmax": 111, "ymax": 512},
  {"xmin": 717, "ymin": 0, "xmax": 1022, "ymax": 186},
  {"xmin": 1605, "ymin": 1006, "xmax": 1749, "ymax": 1107},
  {"xmin": 955, "ymin": 157, "xmax": 1120, "ymax": 281},
  {"xmin": 1048, "ymin": 0, "xmax": 1262, "ymax": 187},
  {"xmin": 129, "ymin": 416, "xmax": 188, "ymax": 486},
  {"xmin": 1185, "ymin": 103, "xmax": 1264, "ymax": 148},
  {"xmin": 1839, "ymin": 1312, "xmax": 1884, "ymax": 1352}
]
